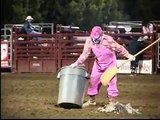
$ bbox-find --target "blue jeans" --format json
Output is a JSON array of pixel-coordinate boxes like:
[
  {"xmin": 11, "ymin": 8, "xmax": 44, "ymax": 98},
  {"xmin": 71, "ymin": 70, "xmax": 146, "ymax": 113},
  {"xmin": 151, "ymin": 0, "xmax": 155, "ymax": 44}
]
[{"xmin": 30, "ymin": 31, "xmax": 42, "ymax": 40}]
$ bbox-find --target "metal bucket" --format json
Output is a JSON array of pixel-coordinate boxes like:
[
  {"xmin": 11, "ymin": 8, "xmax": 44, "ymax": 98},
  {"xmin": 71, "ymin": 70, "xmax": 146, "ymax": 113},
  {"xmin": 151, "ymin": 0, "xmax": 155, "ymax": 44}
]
[{"xmin": 57, "ymin": 66, "xmax": 89, "ymax": 109}]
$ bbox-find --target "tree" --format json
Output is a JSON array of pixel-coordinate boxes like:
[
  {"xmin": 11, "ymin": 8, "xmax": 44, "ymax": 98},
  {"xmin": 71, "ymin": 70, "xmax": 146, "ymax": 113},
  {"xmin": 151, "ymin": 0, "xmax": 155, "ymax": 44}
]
[
  {"xmin": 1, "ymin": 0, "xmax": 14, "ymax": 27},
  {"xmin": 1, "ymin": 0, "xmax": 43, "ymax": 27},
  {"xmin": 1, "ymin": 0, "xmax": 160, "ymax": 30},
  {"xmin": 120, "ymin": 0, "xmax": 160, "ymax": 21}
]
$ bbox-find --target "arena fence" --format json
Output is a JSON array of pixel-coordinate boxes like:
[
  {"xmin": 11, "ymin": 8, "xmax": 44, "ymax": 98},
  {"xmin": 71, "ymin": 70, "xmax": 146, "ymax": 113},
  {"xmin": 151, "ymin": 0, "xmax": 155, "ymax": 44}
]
[
  {"xmin": 10, "ymin": 31, "xmax": 159, "ymax": 74},
  {"xmin": 1, "ymin": 28, "xmax": 13, "ymax": 69}
]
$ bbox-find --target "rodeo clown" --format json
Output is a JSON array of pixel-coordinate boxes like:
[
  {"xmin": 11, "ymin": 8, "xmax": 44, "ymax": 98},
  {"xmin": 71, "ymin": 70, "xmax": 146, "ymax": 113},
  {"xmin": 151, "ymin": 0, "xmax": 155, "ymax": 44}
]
[{"xmin": 70, "ymin": 26, "xmax": 135, "ymax": 110}]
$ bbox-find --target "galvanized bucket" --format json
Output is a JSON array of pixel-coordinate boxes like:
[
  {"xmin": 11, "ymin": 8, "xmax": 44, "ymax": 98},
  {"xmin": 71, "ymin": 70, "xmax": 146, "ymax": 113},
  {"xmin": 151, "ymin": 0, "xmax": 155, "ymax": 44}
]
[{"xmin": 57, "ymin": 66, "xmax": 89, "ymax": 109}]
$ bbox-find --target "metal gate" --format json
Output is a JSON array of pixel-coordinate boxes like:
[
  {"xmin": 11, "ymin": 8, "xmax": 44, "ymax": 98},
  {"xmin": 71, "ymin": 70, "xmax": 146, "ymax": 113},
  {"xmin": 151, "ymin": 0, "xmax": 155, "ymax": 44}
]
[
  {"xmin": 12, "ymin": 34, "xmax": 58, "ymax": 73},
  {"xmin": 11, "ymin": 32, "xmax": 158, "ymax": 74},
  {"xmin": 157, "ymin": 33, "xmax": 160, "ymax": 69},
  {"xmin": 1, "ymin": 28, "xmax": 13, "ymax": 70}
]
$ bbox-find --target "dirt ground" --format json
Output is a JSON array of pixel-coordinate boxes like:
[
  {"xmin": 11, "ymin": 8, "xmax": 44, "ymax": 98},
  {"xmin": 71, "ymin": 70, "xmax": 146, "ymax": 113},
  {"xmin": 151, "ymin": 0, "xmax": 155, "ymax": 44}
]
[{"xmin": 1, "ymin": 73, "xmax": 160, "ymax": 119}]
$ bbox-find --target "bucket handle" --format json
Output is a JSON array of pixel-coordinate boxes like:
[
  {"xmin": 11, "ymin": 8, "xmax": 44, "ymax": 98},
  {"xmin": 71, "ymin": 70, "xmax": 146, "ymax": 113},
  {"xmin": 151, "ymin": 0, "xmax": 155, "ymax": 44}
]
[
  {"xmin": 57, "ymin": 71, "xmax": 89, "ymax": 79},
  {"xmin": 57, "ymin": 72, "xmax": 60, "ymax": 79}
]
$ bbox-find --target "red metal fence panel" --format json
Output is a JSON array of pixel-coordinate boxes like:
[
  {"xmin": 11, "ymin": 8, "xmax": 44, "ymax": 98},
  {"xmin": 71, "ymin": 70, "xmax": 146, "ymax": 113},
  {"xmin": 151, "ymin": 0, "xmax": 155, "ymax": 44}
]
[{"xmin": 12, "ymin": 32, "xmax": 158, "ymax": 73}]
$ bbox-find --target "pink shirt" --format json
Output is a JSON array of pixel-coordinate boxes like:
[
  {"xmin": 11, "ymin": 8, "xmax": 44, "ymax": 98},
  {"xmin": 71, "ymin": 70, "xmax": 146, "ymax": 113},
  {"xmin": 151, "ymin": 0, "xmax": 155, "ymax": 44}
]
[{"xmin": 75, "ymin": 34, "xmax": 130, "ymax": 65}]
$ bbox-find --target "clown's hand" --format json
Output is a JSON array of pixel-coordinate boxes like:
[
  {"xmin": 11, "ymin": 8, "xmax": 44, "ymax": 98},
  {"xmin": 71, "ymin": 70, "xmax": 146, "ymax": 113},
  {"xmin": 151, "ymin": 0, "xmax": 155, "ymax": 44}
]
[
  {"xmin": 70, "ymin": 62, "xmax": 78, "ymax": 68},
  {"xmin": 128, "ymin": 54, "xmax": 135, "ymax": 61}
]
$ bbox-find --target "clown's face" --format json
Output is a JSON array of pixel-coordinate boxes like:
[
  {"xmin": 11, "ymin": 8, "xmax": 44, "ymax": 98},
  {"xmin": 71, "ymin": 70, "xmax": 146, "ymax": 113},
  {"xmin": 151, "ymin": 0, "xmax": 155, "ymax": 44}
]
[{"xmin": 92, "ymin": 35, "xmax": 103, "ymax": 44}]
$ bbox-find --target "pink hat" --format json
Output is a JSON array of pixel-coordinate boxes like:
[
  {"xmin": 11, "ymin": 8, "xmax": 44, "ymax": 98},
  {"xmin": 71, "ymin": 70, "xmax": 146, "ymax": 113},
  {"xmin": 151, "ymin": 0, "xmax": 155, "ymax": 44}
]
[{"xmin": 90, "ymin": 26, "xmax": 103, "ymax": 39}]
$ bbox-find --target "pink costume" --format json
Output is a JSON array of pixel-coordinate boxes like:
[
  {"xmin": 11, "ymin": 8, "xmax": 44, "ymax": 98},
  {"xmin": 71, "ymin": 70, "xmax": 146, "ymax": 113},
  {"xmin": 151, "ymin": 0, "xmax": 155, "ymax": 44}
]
[{"xmin": 74, "ymin": 30, "xmax": 130, "ymax": 98}]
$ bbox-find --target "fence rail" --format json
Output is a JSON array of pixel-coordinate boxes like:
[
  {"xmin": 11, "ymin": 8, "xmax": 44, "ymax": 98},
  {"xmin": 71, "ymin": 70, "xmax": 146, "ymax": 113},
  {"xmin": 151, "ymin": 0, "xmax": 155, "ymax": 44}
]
[{"xmin": 8, "ymin": 32, "xmax": 159, "ymax": 73}]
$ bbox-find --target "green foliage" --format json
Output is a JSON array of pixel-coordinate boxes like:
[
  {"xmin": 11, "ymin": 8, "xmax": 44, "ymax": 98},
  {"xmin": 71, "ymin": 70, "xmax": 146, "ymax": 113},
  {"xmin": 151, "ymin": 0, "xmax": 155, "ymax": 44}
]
[
  {"xmin": 1, "ymin": 0, "xmax": 160, "ymax": 30},
  {"xmin": 120, "ymin": 0, "xmax": 160, "ymax": 21}
]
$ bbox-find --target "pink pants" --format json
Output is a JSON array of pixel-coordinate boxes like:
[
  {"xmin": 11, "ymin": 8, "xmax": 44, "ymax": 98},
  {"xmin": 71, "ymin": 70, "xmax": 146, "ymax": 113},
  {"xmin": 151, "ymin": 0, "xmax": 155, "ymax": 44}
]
[{"xmin": 87, "ymin": 46, "xmax": 119, "ymax": 98}]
